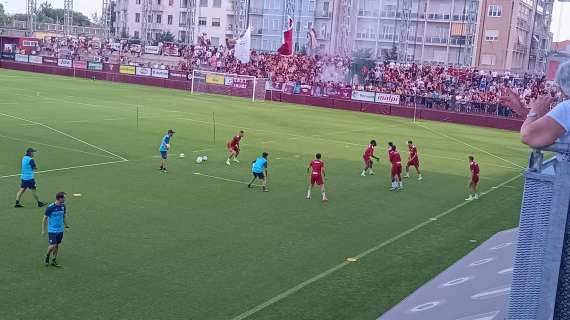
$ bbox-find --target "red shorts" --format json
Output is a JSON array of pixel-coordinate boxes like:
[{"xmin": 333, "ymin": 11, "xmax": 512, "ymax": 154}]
[
  {"xmin": 407, "ymin": 159, "xmax": 419, "ymax": 169},
  {"xmin": 311, "ymin": 174, "xmax": 324, "ymax": 186},
  {"xmin": 363, "ymin": 156, "xmax": 372, "ymax": 167},
  {"xmin": 471, "ymin": 175, "xmax": 479, "ymax": 184},
  {"xmin": 391, "ymin": 163, "xmax": 402, "ymax": 178},
  {"xmin": 227, "ymin": 143, "xmax": 239, "ymax": 154}
]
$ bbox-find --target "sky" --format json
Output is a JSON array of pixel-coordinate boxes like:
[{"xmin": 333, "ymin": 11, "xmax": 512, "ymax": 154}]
[{"xmin": 2, "ymin": 0, "xmax": 570, "ymax": 42}]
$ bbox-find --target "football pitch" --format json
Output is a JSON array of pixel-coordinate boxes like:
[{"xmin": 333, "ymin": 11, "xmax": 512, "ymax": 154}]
[{"xmin": 0, "ymin": 68, "xmax": 527, "ymax": 320}]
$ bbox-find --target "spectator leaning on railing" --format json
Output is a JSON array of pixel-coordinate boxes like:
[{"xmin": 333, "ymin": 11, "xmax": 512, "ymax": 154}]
[{"xmin": 501, "ymin": 61, "xmax": 570, "ymax": 149}]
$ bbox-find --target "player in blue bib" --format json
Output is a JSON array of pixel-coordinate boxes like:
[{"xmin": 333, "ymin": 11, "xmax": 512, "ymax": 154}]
[
  {"xmin": 248, "ymin": 152, "xmax": 269, "ymax": 192},
  {"xmin": 42, "ymin": 192, "xmax": 69, "ymax": 267},
  {"xmin": 15, "ymin": 147, "xmax": 47, "ymax": 208},
  {"xmin": 159, "ymin": 129, "xmax": 175, "ymax": 173}
]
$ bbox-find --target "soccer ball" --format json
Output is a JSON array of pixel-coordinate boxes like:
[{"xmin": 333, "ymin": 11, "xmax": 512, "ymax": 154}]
[
  {"xmin": 202, "ymin": 155, "xmax": 208, "ymax": 161},
  {"xmin": 196, "ymin": 156, "xmax": 204, "ymax": 164},
  {"xmin": 179, "ymin": 153, "xmax": 185, "ymax": 158}
]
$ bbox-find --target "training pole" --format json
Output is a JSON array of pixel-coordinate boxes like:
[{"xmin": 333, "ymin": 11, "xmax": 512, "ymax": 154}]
[{"xmin": 213, "ymin": 112, "xmax": 216, "ymax": 145}]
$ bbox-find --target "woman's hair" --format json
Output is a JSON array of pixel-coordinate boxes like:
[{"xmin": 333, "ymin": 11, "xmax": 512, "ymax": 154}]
[{"xmin": 555, "ymin": 61, "xmax": 570, "ymax": 98}]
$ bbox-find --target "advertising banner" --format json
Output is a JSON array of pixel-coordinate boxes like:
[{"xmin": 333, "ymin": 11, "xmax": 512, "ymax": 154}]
[
  {"xmin": 300, "ymin": 84, "xmax": 312, "ymax": 95},
  {"xmin": 42, "ymin": 57, "xmax": 58, "ymax": 65},
  {"xmin": 375, "ymin": 93, "xmax": 401, "ymax": 105},
  {"xmin": 136, "ymin": 67, "xmax": 151, "ymax": 76},
  {"xmin": 58, "ymin": 58, "xmax": 73, "ymax": 68},
  {"xmin": 1, "ymin": 53, "xmax": 15, "ymax": 60},
  {"xmin": 28, "ymin": 55, "xmax": 43, "ymax": 64},
  {"xmin": 206, "ymin": 73, "xmax": 225, "ymax": 85},
  {"xmin": 88, "ymin": 62, "xmax": 103, "ymax": 71},
  {"xmin": 225, "ymin": 77, "xmax": 249, "ymax": 89},
  {"xmin": 103, "ymin": 63, "xmax": 119, "ymax": 73},
  {"xmin": 351, "ymin": 90, "xmax": 376, "ymax": 102},
  {"xmin": 73, "ymin": 60, "xmax": 87, "ymax": 69},
  {"xmin": 323, "ymin": 87, "xmax": 352, "ymax": 99},
  {"xmin": 144, "ymin": 46, "xmax": 160, "ymax": 55},
  {"xmin": 151, "ymin": 68, "xmax": 169, "ymax": 79},
  {"xmin": 119, "ymin": 65, "xmax": 136, "ymax": 75},
  {"xmin": 169, "ymin": 71, "xmax": 189, "ymax": 81},
  {"xmin": 15, "ymin": 54, "xmax": 29, "ymax": 63}
]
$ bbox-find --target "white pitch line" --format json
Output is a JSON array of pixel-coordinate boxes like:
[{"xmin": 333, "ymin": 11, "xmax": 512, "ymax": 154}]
[
  {"xmin": 0, "ymin": 112, "xmax": 128, "ymax": 162},
  {"xmin": 416, "ymin": 123, "xmax": 525, "ymax": 169},
  {"xmin": 228, "ymin": 173, "xmax": 523, "ymax": 320},
  {"xmin": 0, "ymin": 133, "xmax": 117, "ymax": 159},
  {"xmin": 0, "ymin": 160, "xmax": 128, "ymax": 179},
  {"xmin": 193, "ymin": 172, "xmax": 249, "ymax": 185}
]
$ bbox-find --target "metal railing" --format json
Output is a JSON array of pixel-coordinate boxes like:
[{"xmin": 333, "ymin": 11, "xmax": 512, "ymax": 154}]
[{"xmin": 507, "ymin": 142, "xmax": 570, "ymax": 319}]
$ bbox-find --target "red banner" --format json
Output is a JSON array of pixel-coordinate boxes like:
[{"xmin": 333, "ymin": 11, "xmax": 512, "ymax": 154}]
[
  {"xmin": 103, "ymin": 63, "xmax": 119, "ymax": 73},
  {"xmin": 42, "ymin": 56, "xmax": 58, "ymax": 66},
  {"xmin": 73, "ymin": 60, "xmax": 87, "ymax": 69}
]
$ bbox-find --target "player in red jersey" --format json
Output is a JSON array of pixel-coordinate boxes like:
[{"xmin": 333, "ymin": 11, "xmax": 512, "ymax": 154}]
[
  {"xmin": 361, "ymin": 140, "xmax": 379, "ymax": 176},
  {"xmin": 306, "ymin": 153, "xmax": 328, "ymax": 202},
  {"xmin": 466, "ymin": 155, "xmax": 480, "ymax": 200},
  {"xmin": 226, "ymin": 130, "xmax": 244, "ymax": 165},
  {"xmin": 388, "ymin": 143, "xmax": 403, "ymax": 191},
  {"xmin": 404, "ymin": 140, "xmax": 423, "ymax": 180}
]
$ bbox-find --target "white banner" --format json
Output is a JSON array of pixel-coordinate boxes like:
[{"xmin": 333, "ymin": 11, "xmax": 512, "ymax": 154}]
[
  {"xmin": 136, "ymin": 67, "xmax": 151, "ymax": 76},
  {"xmin": 58, "ymin": 58, "xmax": 73, "ymax": 67},
  {"xmin": 15, "ymin": 54, "xmax": 29, "ymax": 63},
  {"xmin": 234, "ymin": 27, "xmax": 251, "ymax": 64},
  {"xmin": 351, "ymin": 90, "xmax": 376, "ymax": 102},
  {"xmin": 224, "ymin": 76, "xmax": 234, "ymax": 86},
  {"xmin": 111, "ymin": 42, "xmax": 122, "ymax": 51},
  {"xmin": 28, "ymin": 55, "xmax": 43, "ymax": 64},
  {"xmin": 151, "ymin": 68, "xmax": 169, "ymax": 79},
  {"xmin": 144, "ymin": 45, "xmax": 160, "ymax": 55},
  {"xmin": 375, "ymin": 93, "xmax": 401, "ymax": 105}
]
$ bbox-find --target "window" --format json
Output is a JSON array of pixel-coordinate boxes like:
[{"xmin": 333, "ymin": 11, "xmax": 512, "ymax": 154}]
[
  {"xmin": 200, "ymin": 0, "xmax": 208, "ymax": 7},
  {"xmin": 488, "ymin": 5, "xmax": 502, "ymax": 17},
  {"xmin": 181, "ymin": 0, "xmax": 188, "ymax": 8},
  {"xmin": 148, "ymin": 15, "xmax": 152, "ymax": 23},
  {"xmin": 156, "ymin": 14, "xmax": 162, "ymax": 24},
  {"xmin": 169, "ymin": 0, "xmax": 174, "ymax": 5},
  {"xmin": 179, "ymin": 30, "xmax": 187, "ymax": 43},
  {"xmin": 484, "ymin": 29, "xmax": 498, "ymax": 41},
  {"xmin": 211, "ymin": 37, "xmax": 220, "ymax": 46},
  {"xmin": 168, "ymin": 15, "xmax": 173, "ymax": 25},
  {"xmin": 134, "ymin": 31, "xmax": 140, "ymax": 39},
  {"xmin": 212, "ymin": 18, "xmax": 221, "ymax": 27},
  {"xmin": 213, "ymin": 0, "xmax": 221, "ymax": 8},
  {"xmin": 179, "ymin": 12, "xmax": 187, "ymax": 26},
  {"xmin": 198, "ymin": 17, "xmax": 207, "ymax": 26},
  {"xmin": 136, "ymin": 0, "xmax": 141, "ymax": 4},
  {"xmin": 481, "ymin": 54, "xmax": 496, "ymax": 65},
  {"xmin": 272, "ymin": 19, "xmax": 280, "ymax": 31},
  {"xmin": 135, "ymin": 13, "xmax": 140, "ymax": 23},
  {"xmin": 157, "ymin": 0, "xmax": 161, "ymax": 4}
]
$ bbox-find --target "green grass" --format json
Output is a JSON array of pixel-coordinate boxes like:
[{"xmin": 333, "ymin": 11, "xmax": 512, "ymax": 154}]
[{"xmin": 0, "ymin": 68, "xmax": 527, "ymax": 320}]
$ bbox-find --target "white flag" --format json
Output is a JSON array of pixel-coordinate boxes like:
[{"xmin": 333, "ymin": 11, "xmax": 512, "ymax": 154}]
[{"xmin": 235, "ymin": 27, "xmax": 251, "ymax": 64}]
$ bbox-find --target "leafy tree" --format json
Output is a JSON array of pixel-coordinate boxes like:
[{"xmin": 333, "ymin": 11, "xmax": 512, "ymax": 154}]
[
  {"xmin": 155, "ymin": 31, "xmax": 175, "ymax": 43},
  {"xmin": 0, "ymin": 3, "xmax": 9, "ymax": 25}
]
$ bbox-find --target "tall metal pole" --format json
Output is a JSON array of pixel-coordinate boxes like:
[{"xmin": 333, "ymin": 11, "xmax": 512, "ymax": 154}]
[
  {"xmin": 64, "ymin": 0, "xmax": 74, "ymax": 35},
  {"xmin": 26, "ymin": 0, "xmax": 37, "ymax": 35}
]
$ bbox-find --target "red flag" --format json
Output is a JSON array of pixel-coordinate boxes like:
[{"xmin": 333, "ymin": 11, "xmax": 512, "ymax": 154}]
[{"xmin": 278, "ymin": 16, "xmax": 294, "ymax": 56}]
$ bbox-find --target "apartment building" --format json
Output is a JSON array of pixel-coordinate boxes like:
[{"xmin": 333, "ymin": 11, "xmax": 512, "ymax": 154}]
[
  {"xmin": 475, "ymin": 0, "xmax": 553, "ymax": 73},
  {"xmin": 247, "ymin": 0, "xmax": 335, "ymax": 53},
  {"xmin": 114, "ymin": 0, "xmax": 235, "ymax": 45},
  {"xmin": 351, "ymin": 0, "xmax": 480, "ymax": 65},
  {"xmin": 247, "ymin": 0, "xmax": 480, "ymax": 65}
]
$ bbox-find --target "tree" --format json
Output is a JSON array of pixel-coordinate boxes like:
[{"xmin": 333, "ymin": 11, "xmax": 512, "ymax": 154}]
[
  {"xmin": 155, "ymin": 31, "xmax": 175, "ymax": 43},
  {"xmin": 386, "ymin": 46, "xmax": 398, "ymax": 62}
]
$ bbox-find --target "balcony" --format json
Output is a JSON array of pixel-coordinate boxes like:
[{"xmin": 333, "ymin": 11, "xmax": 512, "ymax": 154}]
[
  {"xmin": 356, "ymin": 33, "xmax": 378, "ymax": 41},
  {"xmin": 424, "ymin": 37, "xmax": 449, "ymax": 45},
  {"xmin": 358, "ymin": 9, "xmax": 380, "ymax": 17},
  {"xmin": 249, "ymin": 8, "xmax": 263, "ymax": 15},
  {"xmin": 426, "ymin": 13, "xmax": 451, "ymax": 21},
  {"xmin": 315, "ymin": 11, "xmax": 332, "ymax": 18}
]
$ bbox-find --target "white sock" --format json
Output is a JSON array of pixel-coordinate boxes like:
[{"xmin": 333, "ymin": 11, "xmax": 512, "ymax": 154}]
[
  {"xmin": 307, "ymin": 190, "xmax": 311, "ymax": 197},
  {"xmin": 322, "ymin": 192, "xmax": 326, "ymax": 199},
  {"xmin": 391, "ymin": 182, "xmax": 396, "ymax": 188},
  {"xmin": 399, "ymin": 181, "xmax": 403, "ymax": 188}
]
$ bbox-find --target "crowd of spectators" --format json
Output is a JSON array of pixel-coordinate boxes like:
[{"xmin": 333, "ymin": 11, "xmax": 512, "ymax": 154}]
[{"xmin": 17, "ymin": 35, "xmax": 564, "ymax": 118}]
